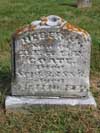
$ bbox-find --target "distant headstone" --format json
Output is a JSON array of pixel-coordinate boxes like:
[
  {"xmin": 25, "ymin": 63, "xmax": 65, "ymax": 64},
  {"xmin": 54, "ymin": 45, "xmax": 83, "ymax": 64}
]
[
  {"xmin": 6, "ymin": 15, "xmax": 96, "ymax": 109},
  {"xmin": 77, "ymin": 0, "xmax": 92, "ymax": 8}
]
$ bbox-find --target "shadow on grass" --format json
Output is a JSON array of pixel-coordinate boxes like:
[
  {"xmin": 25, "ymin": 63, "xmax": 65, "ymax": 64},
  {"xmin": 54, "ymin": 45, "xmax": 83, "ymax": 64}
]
[
  {"xmin": 0, "ymin": 70, "xmax": 11, "ymax": 108},
  {"xmin": 58, "ymin": 2, "xmax": 77, "ymax": 8}
]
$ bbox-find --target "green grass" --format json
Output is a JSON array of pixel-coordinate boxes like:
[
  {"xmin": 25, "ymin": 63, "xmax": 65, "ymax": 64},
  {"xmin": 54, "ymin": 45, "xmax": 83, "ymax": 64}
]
[
  {"xmin": 0, "ymin": 0, "xmax": 100, "ymax": 133},
  {"xmin": 0, "ymin": 105, "xmax": 100, "ymax": 133}
]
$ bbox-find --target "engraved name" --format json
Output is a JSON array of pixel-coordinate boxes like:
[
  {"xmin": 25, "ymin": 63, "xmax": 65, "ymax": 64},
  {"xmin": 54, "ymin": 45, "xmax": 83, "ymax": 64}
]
[{"xmin": 21, "ymin": 31, "xmax": 64, "ymax": 44}]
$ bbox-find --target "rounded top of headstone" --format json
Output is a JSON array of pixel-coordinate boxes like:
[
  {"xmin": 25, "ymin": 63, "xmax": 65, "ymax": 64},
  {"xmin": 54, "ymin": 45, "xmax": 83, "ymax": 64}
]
[{"xmin": 15, "ymin": 15, "xmax": 90, "ymax": 40}]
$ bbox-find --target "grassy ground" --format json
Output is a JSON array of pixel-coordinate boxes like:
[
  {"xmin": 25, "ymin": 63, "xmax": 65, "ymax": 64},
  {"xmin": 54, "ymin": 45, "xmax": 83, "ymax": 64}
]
[{"xmin": 0, "ymin": 0, "xmax": 100, "ymax": 132}]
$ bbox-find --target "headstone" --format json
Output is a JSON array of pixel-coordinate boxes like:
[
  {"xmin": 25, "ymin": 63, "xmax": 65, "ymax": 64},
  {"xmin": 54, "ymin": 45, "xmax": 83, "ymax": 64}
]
[
  {"xmin": 77, "ymin": 0, "xmax": 92, "ymax": 8},
  {"xmin": 6, "ymin": 15, "xmax": 96, "ymax": 109}
]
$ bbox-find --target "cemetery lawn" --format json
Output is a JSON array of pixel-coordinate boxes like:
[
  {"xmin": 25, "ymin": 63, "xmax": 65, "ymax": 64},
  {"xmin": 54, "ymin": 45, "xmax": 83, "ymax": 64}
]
[{"xmin": 0, "ymin": 0, "xmax": 100, "ymax": 132}]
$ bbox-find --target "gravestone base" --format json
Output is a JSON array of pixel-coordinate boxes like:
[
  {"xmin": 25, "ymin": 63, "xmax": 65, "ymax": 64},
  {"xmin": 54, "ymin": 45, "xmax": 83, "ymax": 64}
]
[{"xmin": 5, "ymin": 92, "xmax": 96, "ymax": 111}]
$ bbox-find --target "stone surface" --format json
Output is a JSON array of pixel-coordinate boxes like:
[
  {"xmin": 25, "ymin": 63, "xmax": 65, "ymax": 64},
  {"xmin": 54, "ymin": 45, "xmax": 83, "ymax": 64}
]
[
  {"xmin": 11, "ymin": 15, "xmax": 92, "ymax": 98},
  {"xmin": 77, "ymin": 0, "xmax": 92, "ymax": 8},
  {"xmin": 5, "ymin": 92, "xmax": 96, "ymax": 110}
]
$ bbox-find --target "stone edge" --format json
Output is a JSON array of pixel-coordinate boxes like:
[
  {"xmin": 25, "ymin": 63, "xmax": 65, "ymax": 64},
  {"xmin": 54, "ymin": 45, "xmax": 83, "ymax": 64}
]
[{"xmin": 5, "ymin": 92, "xmax": 96, "ymax": 110}]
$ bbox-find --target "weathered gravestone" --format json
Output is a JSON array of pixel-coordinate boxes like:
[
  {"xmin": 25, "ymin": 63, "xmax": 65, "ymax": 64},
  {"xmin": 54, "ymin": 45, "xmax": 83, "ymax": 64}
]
[
  {"xmin": 6, "ymin": 15, "xmax": 96, "ymax": 109},
  {"xmin": 77, "ymin": 0, "xmax": 92, "ymax": 8}
]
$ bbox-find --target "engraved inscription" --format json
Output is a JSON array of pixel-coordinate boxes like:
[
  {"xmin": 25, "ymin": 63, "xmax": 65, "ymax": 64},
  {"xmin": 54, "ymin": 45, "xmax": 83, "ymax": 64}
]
[{"xmin": 12, "ymin": 26, "xmax": 91, "ymax": 97}]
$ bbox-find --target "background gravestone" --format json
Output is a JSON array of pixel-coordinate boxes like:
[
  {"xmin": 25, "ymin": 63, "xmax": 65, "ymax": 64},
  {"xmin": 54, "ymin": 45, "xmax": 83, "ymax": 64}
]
[
  {"xmin": 6, "ymin": 15, "xmax": 96, "ymax": 109},
  {"xmin": 77, "ymin": 0, "xmax": 92, "ymax": 8}
]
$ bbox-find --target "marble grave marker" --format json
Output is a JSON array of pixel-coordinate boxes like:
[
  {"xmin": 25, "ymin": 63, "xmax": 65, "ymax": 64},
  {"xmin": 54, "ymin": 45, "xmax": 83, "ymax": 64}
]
[
  {"xmin": 6, "ymin": 15, "xmax": 96, "ymax": 108},
  {"xmin": 12, "ymin": 15, "xmax": 91, "ymax": 97}
]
